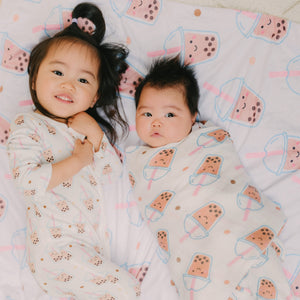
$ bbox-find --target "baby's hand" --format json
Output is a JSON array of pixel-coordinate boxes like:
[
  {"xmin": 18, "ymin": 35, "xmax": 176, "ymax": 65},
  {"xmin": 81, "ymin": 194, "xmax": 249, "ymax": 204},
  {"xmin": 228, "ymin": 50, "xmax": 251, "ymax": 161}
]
[
  {"xmin": 68, "ymin": 112, "xmax": 104, "ymax": 152},
  {"xmin": 72, "ymin": 138, "xmax": 94, "ymax": 167}
]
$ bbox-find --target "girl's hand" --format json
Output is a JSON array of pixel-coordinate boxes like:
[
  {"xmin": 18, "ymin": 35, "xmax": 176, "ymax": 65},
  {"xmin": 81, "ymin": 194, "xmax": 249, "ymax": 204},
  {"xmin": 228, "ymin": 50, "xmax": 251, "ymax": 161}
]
[
  {"xmin": 73, "ymin": 138, "xmax": 94, "ymax": 167},
  {"xmin": 68, "ymin": 112, "xmax": 99, "ymax": 135},
  {"xmin": 47, "ymin": 138, "xmax": 94, "ymax": 191},
  {"xmin": 68, "ymin": 112, "xmax": 104, "ymax": 152}
]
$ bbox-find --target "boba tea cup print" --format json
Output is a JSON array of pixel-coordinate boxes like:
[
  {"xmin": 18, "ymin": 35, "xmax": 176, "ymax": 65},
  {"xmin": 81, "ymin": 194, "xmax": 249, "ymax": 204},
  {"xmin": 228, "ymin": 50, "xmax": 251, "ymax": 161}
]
[{"xmin": 1, "ymin": 0, "xmax": 300, "ymax": 298}]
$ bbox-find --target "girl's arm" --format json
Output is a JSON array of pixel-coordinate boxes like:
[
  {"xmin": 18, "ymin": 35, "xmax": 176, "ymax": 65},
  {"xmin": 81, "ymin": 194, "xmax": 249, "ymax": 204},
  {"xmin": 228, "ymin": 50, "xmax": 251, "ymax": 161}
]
[
  {"xmin": 68, "ymin": 112, "xmax": 104, "ymax": 152},
  {"xmin": 7, "ymin": 114, "xmax": 95, "ymax": 196},
  {"xmin": 47, "ymin": 138, "xmax": 94, "ymax": 190}
]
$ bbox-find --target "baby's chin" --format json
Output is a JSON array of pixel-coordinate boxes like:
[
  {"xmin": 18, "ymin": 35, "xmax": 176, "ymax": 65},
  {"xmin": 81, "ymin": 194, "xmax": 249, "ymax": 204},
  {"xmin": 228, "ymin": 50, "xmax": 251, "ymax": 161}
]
[{"xmin": 147, "ymin": 138, "xmax": 182, "ymax": 148}]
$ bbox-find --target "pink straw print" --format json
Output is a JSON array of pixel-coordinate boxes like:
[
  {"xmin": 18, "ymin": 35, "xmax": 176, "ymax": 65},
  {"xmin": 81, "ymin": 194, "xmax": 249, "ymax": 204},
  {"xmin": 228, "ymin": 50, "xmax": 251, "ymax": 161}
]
[
  {"xmin": 269, "ymin": 70, "xmax": 300, "ymax": 78},
  {"xmin": 245, "ymin": 149, "xmax": 284, "ymax": 159},
  {"xmin": 240, "ymin": 11, "xmax": 258, "ymax": 19},
  {"xmin": 292, "ymin": 175, "xmax": 300, "ymax": 185},
  {"xmin": 147, "ymin": 168, "xmax": 157, "ymax": 190},
  {"xmin": 180, "ymin": 224, "xmax": 200, "ymax": 243},
  {"xmin": 32, "ymin": 24, "xmax": 61, "ymax": 33},
  {"xmin": 0, "ymin": 244, "xmax": 25, "ymax": 252},
  {"xmin": 147, "ymin": 210, "xmax": 157, "ymax": 224},
  {"xmin": 129, "ymin": 125, "xmax": 136, "ymax": 132},
  {"xmin": 227, "ymin": 246, "xmax": 254, "ymax": 266},
  {"xmin": 147, "ymin": 46, "xmax": 182, "ymax": 58},
  {"xmin": 190, "ymin": 279, "xmax": 196, "ymax": 299},
  {"xmin": 189, "ymin": 139, "xmax": 214, "ymax": 156},
  {"xmin": 203, "ymin": 82, "xmax": 235, "ymax": 103},
  {"xmin": 115, "ymin": 201, "xmax": 137, "ymax": 210},
  {"xmin": 243, "ymin": 199, "xmax": 252, "ymax": 221},
  {"xmin": 193, "ymin": 174, "xmax": 207, "ymax": 196},
  {"xmin": 19, "ymin": 100, "xmax": 33, "ymax": 106}
]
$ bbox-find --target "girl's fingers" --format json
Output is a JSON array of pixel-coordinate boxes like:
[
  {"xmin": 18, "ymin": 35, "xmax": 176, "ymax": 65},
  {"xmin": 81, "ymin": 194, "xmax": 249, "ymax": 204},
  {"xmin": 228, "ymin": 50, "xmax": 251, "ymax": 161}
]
[{"xmin": 67, "ymin": 117, "xmax": 72, "ymax": 127}]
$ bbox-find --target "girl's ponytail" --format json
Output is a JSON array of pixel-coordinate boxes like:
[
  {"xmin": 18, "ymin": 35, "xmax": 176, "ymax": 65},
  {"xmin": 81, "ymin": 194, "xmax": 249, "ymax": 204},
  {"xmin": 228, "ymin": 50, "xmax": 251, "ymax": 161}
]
[
  {"xmin": 71, "ymin": 2, "xmax": 105, "ymax": 44},
  {"xmin": 88, "ymin": 42, "xmax": 129, "ymax": 145}
]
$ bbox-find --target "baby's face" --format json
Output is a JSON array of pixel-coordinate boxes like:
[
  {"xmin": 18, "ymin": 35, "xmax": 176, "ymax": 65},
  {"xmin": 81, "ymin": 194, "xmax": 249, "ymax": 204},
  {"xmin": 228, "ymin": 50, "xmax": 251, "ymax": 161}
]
[{"xmin": 135, "ymin": 85, "xmax": 196, "ymax": 147}]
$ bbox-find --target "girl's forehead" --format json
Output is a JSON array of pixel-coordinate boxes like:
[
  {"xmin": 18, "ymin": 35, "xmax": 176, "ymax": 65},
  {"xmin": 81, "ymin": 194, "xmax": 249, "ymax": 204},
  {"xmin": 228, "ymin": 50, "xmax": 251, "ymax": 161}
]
[{"xmin": 48, "ymin": 39, "xmax": 99, "ymax": 62}]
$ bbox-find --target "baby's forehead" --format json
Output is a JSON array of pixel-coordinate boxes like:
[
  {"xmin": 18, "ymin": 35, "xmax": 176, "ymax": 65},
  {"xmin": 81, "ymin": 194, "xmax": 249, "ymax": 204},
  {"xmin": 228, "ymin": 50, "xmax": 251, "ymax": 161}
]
[
  {"xmin": 142, "ymin": 84, "xmax": 187, "ymax": 101},
  {"xmin": 146, "ymin": 82, "xmax": 186, "ymax": 93},
  {"xmin": 138, "ymin": 88, "xmax": 189, "ymax": 111}
]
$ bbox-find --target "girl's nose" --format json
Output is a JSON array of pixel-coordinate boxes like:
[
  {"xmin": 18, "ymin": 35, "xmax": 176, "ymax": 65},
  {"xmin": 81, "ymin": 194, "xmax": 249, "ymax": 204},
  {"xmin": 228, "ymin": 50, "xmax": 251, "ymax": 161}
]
[{"xmin": 61, "ymin": 80, "xmax": 75, "ymax": 91}]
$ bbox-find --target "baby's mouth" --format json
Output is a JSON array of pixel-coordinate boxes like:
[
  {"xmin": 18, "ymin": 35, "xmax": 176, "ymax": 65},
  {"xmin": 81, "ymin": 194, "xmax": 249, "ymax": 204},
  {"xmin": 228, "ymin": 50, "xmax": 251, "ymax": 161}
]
[{"xmin": 151, "ymin": 132, "xmax": 161, "ymax": 137}]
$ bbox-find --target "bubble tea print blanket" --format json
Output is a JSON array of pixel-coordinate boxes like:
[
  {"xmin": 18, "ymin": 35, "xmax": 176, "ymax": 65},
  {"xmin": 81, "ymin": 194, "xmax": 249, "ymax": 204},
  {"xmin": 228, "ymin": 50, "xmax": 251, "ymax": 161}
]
[{"xmin": 126, "ymin": 124, "xmax": 292, "ymax": 299}]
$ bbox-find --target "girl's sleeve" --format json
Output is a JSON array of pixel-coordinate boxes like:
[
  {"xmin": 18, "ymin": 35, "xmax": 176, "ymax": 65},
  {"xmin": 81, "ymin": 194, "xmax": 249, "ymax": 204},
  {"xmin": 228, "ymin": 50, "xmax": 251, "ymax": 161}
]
[
  {"xmin": 93, "ymin": 134, "xmax": 123, "ymax": 183},
  {"xmin": 6, "ymin": 114, "xmax": 52, "ymax": 199}
]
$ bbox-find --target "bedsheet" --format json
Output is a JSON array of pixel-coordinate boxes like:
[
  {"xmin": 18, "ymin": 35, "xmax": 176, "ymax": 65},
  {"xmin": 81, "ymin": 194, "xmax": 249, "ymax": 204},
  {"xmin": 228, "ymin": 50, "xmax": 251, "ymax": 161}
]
[
  {"xmin": 172, "ymin": 0, "xmax": 300, "ymax": 25},
  {"xmin": 0, "ymin": 0, "xmax": 299, "ymax": 299}
]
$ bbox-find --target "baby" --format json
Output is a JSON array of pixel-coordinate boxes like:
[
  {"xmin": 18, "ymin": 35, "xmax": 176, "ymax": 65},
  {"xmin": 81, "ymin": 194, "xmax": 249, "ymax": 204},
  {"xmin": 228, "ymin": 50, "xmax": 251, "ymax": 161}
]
[{"xmin": 126, "ymin": 56, "xmax": 292, "ymax": 299}]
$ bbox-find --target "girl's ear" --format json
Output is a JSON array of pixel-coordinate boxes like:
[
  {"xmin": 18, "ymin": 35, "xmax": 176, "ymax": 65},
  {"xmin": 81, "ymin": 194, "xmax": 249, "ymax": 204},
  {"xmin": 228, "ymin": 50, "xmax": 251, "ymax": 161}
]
[
  {"xmin": 90, "ymin": 94, "xmax": 98, "ymax": 108},
  {"xmin": 192, "ymin": 112, "xmax": 198, "ymax": 125}
]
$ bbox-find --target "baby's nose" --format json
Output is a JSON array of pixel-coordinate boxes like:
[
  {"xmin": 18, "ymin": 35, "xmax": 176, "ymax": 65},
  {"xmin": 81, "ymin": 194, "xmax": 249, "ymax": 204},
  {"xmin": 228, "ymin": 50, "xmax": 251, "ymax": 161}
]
[{"xmin": 152, "ymin": 119, "xmax": 161, "ymax": 127}]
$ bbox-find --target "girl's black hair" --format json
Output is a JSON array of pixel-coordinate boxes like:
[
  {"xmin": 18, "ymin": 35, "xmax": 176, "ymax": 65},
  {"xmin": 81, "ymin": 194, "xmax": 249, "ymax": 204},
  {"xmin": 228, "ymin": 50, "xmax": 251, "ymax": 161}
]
[
  {"xmin": 28, "ymin": 2, "xmax": 129, "ymax": 144},
  {"xmin": 134, "ymin": 56, "xmax": 200, "ymax": 118}
]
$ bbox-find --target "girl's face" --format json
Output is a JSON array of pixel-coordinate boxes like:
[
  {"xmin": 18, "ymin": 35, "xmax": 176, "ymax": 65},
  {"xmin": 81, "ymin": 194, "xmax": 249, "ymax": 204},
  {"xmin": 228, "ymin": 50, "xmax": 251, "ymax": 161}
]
[
  {"xmin": 136, "ymin": 85, "xmax": 197, "ymax": 147},
  {"xmin": 33, "ymin": 41, "xmax": 100, "ymax": 121}
]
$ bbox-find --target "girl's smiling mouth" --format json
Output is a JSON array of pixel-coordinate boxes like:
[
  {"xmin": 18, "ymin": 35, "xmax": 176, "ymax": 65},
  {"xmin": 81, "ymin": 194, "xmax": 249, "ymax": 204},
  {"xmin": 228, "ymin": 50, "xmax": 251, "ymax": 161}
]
[{"xmin": 55, "ymin": 95, "xmax": 73, "ymax": 103}]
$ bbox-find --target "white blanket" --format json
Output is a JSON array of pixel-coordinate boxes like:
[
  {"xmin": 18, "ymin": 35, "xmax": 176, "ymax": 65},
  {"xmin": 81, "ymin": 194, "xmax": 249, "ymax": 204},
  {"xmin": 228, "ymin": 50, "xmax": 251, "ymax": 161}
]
[{"xmin": 0, "ymin": 0, "xmax": 300, "ymax": 298}]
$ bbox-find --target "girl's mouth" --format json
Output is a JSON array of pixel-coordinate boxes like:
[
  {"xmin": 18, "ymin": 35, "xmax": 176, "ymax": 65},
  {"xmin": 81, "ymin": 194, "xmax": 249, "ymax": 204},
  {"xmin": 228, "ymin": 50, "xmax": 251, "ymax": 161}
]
[{"xmin": 56, "ymin": 95, "xmax": 73, "ymax": 103}]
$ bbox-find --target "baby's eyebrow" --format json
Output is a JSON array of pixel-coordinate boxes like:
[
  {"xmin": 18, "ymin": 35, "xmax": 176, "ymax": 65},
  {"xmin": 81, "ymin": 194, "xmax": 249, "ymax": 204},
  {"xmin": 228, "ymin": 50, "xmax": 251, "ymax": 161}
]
[
  {"xmin": 137, "ymin": 105, "xmax": 151, "ymax": 111},
  {"xmin": 49, "ymin": 60, "xmax": 67, "ymax": 67},
  {"xmin": 164, "ymin": 105, "xmax": 182, "ymax": 111}
]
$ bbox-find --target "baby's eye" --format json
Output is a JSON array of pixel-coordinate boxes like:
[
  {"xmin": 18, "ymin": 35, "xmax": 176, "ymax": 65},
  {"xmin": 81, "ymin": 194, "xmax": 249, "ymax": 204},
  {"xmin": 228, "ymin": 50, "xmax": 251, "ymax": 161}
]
[
  {"xmin": 79, "ymin": 78, "xmax": 88, "ymax": 84},
  {"xmin": 143, "ymin": 112, "xmax": 152, "ymax": 117},
  {"xmin": 53, "ymin": 70, "xmax": 63, "ymax": 76},
  {"xmin": 166, "ymin": 112, "xmax": 175, "ymax": 118}
]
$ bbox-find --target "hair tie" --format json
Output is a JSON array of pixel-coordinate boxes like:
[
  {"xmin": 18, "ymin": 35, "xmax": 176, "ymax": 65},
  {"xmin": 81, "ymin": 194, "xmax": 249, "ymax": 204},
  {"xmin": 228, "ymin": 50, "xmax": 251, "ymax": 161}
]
[{"xmin": 72, "ymin": 17, "xmax": 96, "ymax": 35}]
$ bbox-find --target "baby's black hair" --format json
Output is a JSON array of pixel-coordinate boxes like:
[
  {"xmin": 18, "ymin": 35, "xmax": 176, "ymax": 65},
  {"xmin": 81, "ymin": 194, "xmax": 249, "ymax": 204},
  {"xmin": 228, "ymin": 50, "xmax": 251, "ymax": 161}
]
[
  {"xmin": 28, "ymin": 2, "xmax": 129, "ymax": 144},
  {"xmin": 135, "ymin": 56, "xmax": 200, "ymax": 118}
]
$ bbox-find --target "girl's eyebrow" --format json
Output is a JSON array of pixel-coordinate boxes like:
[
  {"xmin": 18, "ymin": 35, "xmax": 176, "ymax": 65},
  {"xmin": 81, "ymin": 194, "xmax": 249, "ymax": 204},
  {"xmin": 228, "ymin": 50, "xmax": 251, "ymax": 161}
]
[{"xmin": 49, "ymin": 60, "xmax": 97, "ymax": 79}]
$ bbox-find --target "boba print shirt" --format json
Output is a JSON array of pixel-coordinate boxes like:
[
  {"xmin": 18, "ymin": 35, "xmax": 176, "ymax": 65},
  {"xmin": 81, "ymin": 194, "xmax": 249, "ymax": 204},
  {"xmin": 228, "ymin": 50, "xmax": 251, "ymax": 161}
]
[
  {"xmin": 6, "ymin": 112, "xmax": 141, "ymax": 299},
  {"xmin": 126, "ymin": 124, "xmax": 292, "ymax": 299}
]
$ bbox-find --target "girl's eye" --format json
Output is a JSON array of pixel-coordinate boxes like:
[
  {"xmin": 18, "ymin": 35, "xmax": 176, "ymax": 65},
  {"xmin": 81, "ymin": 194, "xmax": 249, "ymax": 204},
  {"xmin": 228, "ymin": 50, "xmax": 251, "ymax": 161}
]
[
  {"xmin": 143, "ymin": 112, "xmax": 152, "ymax": 117},
  {"xmin": 79, "ymin": 78, "xmax": 89, "ymax": 84},
  {"xmin": 53, "ymin": 70, "xmax": 63, "ymax": 76},
  {"xmin": 166, "ymin": 112, "xmax": 175, "ymax": 118}
]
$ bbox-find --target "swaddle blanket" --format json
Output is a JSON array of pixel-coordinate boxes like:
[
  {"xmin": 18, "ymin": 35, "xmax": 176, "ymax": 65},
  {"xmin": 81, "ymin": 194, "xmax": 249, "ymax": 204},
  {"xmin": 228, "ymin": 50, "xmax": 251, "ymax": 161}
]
[{"xmin": 126, "ymin": 124, "xmax": 292, "ymax": 299}]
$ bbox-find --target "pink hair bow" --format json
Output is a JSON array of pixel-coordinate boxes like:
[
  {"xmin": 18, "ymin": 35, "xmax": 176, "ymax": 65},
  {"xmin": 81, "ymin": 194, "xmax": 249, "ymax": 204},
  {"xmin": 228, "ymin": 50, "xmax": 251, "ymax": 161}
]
[{"xmin": 72, "ymin": 17, "xmax": 95, "ymax": 35}]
